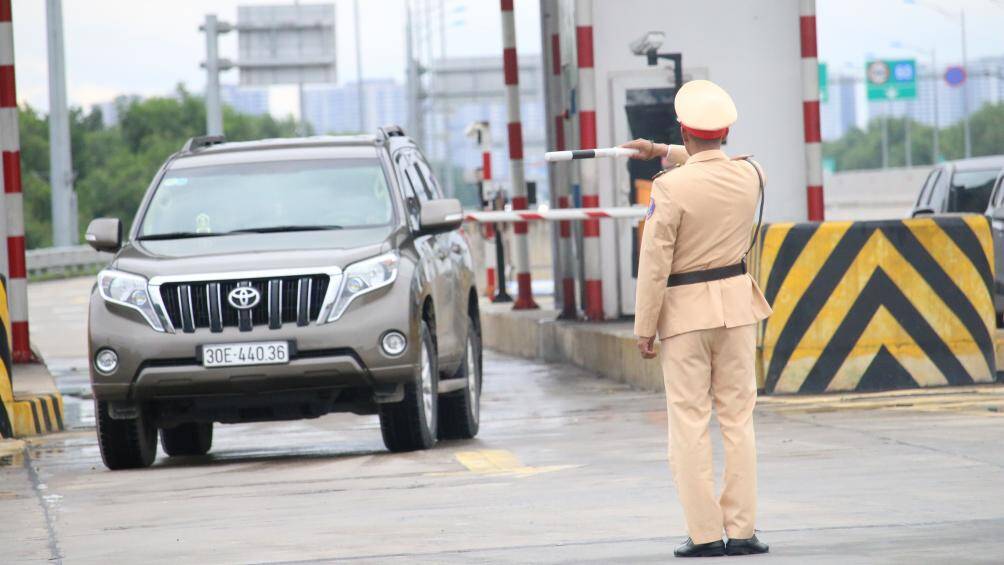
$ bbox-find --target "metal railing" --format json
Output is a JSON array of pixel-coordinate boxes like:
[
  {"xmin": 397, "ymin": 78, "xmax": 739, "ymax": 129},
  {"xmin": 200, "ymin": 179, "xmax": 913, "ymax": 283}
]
[{"xmin": 27, "ymin": 245, "xmax": 111, "ymax": 278}]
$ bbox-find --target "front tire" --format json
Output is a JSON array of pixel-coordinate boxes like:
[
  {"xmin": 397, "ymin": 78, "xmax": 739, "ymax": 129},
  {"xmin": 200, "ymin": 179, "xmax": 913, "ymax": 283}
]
[
  {"xmin": 161, "ymin": 422, "xmax": 213, "ymax": 456},
  {"xmin": 439, "ymin": 321, "xmax": 481, "ymax": 439},
  {"xmin": 95, "ymin": 400, "xmax": 158, "ymax": 470},
  {"xmin": 378, "ymin": 321, "xmax": 439, "ymax": 452}
]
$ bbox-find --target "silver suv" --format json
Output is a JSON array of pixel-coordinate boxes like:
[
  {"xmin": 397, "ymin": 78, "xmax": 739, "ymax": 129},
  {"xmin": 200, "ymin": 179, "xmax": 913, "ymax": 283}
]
[{"xmin": 85, "ymin": 128, "xmax": 482, "ymax": 469}]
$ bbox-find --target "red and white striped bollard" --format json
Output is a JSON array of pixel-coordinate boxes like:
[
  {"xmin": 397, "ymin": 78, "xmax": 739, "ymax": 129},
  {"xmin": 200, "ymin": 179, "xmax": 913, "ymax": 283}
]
[
  {"xmin": 0, "ymin": 0, "xmax": 30, "ymax": 363},
  {"xmin": 575, "ymin": 0, "xmax": 602, "ymax": 320},
  {"xmin": 800, "ymin": 0, "xmax": 824, "ymax": 221},
  {"xmin": 500, "ymin": 0, "xmax": 537, "ymax": 310}
]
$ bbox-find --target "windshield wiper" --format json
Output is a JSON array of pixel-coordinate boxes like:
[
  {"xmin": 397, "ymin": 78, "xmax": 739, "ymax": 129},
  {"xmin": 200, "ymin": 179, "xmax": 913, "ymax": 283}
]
[
  {"xmin": 137, "ymin": 231, "xmax": 225, "ymax": 241},
  {"xmin": 225, "ymin": 225, "xmax": 344, "ymax": 234}
]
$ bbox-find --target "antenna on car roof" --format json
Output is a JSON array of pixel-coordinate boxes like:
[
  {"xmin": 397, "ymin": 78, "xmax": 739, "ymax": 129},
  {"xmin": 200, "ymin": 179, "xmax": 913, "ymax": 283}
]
[{"xmin": 181, "ymin": 135, "xmax": 226, "ymax": 153}]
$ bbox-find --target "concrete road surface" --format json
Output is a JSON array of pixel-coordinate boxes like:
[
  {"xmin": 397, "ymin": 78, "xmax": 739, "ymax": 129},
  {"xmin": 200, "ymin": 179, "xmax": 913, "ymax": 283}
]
[{"xmin": 3, "ymin": 277, "xmax": 1003, "ymax": 564}]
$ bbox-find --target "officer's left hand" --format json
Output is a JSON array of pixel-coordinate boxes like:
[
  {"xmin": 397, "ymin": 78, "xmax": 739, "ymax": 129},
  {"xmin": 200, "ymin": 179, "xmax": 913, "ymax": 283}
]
[{"xmin": 637, "ymin": 336, "xmax": 657, "ymax": 359}]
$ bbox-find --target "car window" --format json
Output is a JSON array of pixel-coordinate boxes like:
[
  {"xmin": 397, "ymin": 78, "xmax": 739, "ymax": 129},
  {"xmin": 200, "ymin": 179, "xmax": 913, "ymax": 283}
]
[
  {"xmin": 928, "ymin": 168, "xmax": 950, "ymax": 211},
  {"xmin": 917, "ymin": 169, "xmax": 939, "ymax": 207},
  {"xmin": 948, "ymin": 169, "xmax": 999, "ymax": 213},
  {"xmin": 995, "ymin": 174, "xmax": 1004, "ymax": 207},
  {"xmin": 140, "ymin": 159, "xmax": 393, "ymax": 236}
]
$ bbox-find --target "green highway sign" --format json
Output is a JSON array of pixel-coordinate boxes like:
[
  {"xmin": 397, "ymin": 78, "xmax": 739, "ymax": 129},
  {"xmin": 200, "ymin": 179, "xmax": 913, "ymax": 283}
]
[
  {"xmin": 866, "ymin": 59, "xmax": 916, "ymax": 101},
  {"xmin": 819, "ymin": 62, "xmax": 828, "ymax": 103}
]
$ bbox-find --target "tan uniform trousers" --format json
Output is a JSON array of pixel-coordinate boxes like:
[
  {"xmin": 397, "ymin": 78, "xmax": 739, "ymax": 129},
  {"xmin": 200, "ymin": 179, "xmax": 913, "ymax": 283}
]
[{"xmin": 660, "ymin": 323, "xmax": 757, "ymax": 544}]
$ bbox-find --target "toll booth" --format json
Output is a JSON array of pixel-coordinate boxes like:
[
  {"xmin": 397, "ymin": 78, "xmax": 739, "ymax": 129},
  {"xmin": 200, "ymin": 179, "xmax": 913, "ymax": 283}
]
[{"xmin": 550, "ymin": 0, "xmax": 811, "ymax": 319}]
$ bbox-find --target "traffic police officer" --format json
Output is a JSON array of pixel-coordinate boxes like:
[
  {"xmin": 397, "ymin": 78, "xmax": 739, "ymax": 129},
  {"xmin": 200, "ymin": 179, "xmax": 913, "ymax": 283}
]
[{"xmin": 624, "ymin": 79, "xmax": 772, "ymax": 558}]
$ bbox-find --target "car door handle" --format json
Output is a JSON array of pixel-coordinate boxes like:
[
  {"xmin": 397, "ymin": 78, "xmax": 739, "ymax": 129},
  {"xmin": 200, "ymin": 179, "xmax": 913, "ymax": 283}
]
[
  {"xmin": 993, "ymin": 219, "xmax": 1004, "ymax": 231},
  {"xmin": 450, "ymin": 243, "xmax": 463, "ymax": 255}
]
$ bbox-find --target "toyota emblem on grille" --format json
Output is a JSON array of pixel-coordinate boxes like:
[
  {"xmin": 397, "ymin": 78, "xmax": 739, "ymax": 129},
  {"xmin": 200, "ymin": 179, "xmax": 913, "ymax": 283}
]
[{"xmin": 228, "ymin": 286, "xmax": 261, "ymax": 309}]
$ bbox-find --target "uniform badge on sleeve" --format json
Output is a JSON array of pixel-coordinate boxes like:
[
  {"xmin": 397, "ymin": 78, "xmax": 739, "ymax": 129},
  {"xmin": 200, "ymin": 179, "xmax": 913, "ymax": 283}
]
[{"xmin": 646, "ymin": 196, "xmax": 656, "ymax": 219}]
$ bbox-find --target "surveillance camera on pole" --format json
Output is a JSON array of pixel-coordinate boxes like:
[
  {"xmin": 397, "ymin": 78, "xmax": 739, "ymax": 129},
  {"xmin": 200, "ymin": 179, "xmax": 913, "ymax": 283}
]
[{"xmin": 629, "ymin": 31, "xmax": 665, "ymax": 57}]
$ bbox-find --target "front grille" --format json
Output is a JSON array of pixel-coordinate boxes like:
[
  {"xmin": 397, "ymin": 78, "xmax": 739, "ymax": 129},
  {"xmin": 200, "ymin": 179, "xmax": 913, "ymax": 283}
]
[{"xmin": 160, "ymin": 274, "xmax": 329, "ymax": 333}]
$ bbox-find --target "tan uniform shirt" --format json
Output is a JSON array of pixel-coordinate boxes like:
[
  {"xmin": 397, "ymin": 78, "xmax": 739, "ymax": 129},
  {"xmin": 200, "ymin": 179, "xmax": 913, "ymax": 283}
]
[{"xmin": 634, "ymin": 147, "xmax": 772, "ymax": 339}]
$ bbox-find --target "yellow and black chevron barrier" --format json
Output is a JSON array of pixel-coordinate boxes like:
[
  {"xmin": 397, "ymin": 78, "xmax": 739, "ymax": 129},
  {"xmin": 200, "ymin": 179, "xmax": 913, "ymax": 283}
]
[
  {"xmin": 0, "ymin": 275, "xmax": 13, "ymax": 438},
  {"xmin": 753, "ymin": 215, "xmax": 996, "ymax": 394},
  {"xmin": 12, "ymin": 393, "xmax": 64, "ymax": 435}
]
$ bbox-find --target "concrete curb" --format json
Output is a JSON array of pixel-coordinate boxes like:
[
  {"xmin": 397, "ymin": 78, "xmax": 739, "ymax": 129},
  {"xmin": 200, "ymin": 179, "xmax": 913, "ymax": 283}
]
[
  {"xmin": 482, "ymin": 299, "xmax": 1004, "ymax": 395},
  {"xmin": 481, "ymin": 301, "xmax": 665, "ymax": 392}
]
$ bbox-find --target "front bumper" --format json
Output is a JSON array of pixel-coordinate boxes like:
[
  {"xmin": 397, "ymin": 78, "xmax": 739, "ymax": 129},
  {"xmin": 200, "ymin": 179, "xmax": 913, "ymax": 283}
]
[{"xmin": 88, "ymin": 281, "xmax": 419, "ymax": 402}]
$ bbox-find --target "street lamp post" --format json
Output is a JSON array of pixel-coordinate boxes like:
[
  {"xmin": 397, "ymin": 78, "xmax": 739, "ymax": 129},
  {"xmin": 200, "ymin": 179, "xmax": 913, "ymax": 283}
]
[
  {"xmin": 905, "ymin": 0, "xmax": 970, "ymax": 158},
  {"xmin": 891, "ymin": 40, "xmax": 939, "ymax": 164}
]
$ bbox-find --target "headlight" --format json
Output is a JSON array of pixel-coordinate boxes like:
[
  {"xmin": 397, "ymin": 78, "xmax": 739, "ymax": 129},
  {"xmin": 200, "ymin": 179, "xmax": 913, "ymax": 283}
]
[
  {"xmin": 327, "ymin": 252, "xmax": 399, "ymax": 322},
  {"xmin": 97, "ymin": 269, "xmax": 165, "ymax": 332}
]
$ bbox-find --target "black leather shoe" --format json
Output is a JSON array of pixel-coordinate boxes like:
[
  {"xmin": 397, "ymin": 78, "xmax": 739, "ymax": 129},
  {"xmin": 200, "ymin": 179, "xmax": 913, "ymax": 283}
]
[
  {"xmin": 725, "ymin": 535, "xmax": 769, "ymax": 555},
  {"xmin": 674, "ymin": 538, "xmax": 726, "ymax": 557}
]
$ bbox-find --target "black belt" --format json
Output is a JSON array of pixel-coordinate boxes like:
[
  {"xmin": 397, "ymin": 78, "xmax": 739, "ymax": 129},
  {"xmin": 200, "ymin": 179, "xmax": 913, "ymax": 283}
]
[{"xmin": 667, "ymin": 262, "xmax": 746, "ymax": 287}]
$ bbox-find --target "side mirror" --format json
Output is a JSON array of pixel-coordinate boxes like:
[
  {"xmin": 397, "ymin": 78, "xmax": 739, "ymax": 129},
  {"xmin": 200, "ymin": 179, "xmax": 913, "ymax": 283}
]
[
  {"xmin": 85, "ymin": 218, "xmax": 122, "ymax": 252},
  {"xmin": 419, "ymin": 198, "xmax": 464, "ymax": 234}
]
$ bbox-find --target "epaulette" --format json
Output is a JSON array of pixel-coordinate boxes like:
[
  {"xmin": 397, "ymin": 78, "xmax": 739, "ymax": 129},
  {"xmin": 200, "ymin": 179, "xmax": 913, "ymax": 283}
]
[{"xmin": 652, "ymin": 162, "xmax": 682, "ymax": 180}]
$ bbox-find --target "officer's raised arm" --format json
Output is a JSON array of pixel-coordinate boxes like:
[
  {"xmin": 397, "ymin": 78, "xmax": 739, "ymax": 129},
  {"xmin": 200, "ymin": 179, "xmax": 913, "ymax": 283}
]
[{"xmin": 621, "ymin": 139, "xmax": 689, "ymax": 168}]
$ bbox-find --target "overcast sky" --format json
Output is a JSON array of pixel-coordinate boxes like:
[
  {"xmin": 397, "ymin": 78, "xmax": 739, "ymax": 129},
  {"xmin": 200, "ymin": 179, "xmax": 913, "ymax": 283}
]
[{"xmin": 11, "ymin": 0, "xmax": 1004, "ymax": 118}]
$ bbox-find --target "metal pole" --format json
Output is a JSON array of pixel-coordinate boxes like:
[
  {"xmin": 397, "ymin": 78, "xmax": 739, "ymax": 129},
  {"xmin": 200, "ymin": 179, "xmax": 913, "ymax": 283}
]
[
  {"xmin": 799, "ymin": 0, "xmax": 824, "ymax": 221},
  {"xmin": 203, "ymin": 14, "xmax": 224, "ymax": 136},
  {"xmin": 932, "ymin": 48, "xmax": 940, "ymax": 163},
  {"xmin": 882, "ymin": 104, "xmax": 889, "ymax": 169},
  {"xmin": 353, "ymin": 0, "xmax": 365, "ymax": 132},
  {"xmin": 438, "ymin": 0, "xmax": 454, "ymax": 196},
  {"xmin": 46, "ymin": 0, "xmax": 75, "ymax": 246},
  {"xmin": 905, "ymin": 107, "xmax": 912, "ymax": 167},
  {"xmin": 960, "ymin": 8, "xmax": 971, "ymax": 158}
]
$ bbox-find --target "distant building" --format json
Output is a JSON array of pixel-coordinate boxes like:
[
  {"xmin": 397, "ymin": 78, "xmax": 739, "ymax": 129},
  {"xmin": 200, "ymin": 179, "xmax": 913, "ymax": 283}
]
[
  {"xmin": 220, "ymin": 84, "xmax": 270, "ymax": 116},
  {"xmin": 422, "ymin": 55, "xmax": 546, "ymax": 199},
  {"xmin": 820, "ymin": 77, "xmax": 858, "ymax": 140},
  {"xmin": 95, "ymin": 94, "xmax": 143, "ymax": 127},
  {"xmin": 301, "ymin": 79, "xmax": 406, "ymax": 135}
]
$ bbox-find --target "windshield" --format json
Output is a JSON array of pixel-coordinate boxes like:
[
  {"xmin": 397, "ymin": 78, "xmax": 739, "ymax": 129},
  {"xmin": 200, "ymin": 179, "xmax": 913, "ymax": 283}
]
[
  {"xmin": 138, "ymin": 158, "xmax": 394, "ymax": 238},
  {"xmin": 949, "ymin": 169, "xmax": 999, "ymax": 213}
]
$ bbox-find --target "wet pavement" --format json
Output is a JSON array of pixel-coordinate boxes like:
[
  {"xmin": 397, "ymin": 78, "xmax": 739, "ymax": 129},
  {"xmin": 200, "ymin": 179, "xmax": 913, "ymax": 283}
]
[{"xmin": 2, "ymin": 277, "xmax": 1004, "ymax": 564}]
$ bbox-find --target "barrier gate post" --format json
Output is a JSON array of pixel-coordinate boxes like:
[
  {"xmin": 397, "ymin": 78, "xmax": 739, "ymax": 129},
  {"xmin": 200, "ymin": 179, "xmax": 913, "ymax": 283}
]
[
  {"xmin": 500, "ymin": 0, "xmax": 538, "ymax": 310},
  {"xmin": 0, "ymin": 0, "xmax": 30, "ymax": 363}
]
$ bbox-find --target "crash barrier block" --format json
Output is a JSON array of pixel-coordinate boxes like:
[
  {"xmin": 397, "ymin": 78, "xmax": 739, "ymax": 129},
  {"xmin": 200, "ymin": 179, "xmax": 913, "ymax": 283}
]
[
  {"xmin": 751, "ymin": 215, "xmax": 996, "ymax": 394},
  {"xmin": 12, "ymin": 393, "xmax": 64, "ymax": 436},
  {"xmin": 0, "ymin": 275, "xmax": 13, "ymax": 438}
]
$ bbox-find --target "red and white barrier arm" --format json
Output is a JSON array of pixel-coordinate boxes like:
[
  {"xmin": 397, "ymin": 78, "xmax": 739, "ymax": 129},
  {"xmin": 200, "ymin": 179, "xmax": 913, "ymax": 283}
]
[
  {"xmin": 462, "ymin": 207, "xmax": 646, "ymax": 223},
  {"xmin": 545, "ymin": 147, "xmax": 638, "ymax": 161}
]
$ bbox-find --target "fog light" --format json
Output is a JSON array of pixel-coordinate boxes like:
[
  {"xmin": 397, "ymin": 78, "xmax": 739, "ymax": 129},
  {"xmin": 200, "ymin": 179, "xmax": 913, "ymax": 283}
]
[
  {"xmin": 381, "ymin": 331, "xmax": 407, "ymax": 356},
  {"xmin": 95, "ymin": 348, "xmax": 118, "ymax": 374}
]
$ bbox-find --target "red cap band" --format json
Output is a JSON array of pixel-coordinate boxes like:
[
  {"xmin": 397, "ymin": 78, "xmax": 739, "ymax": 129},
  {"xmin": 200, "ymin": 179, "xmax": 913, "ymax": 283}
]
[{"xmin": 681, "ymin": 124, "xmax": 729, "ymax": 140}]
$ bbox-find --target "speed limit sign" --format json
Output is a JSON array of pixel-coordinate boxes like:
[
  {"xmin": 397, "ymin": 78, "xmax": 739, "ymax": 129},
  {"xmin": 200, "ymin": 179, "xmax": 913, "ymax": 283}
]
[{"xmin": 867, "ymin": 61, "xmax": 890, "ymax": 85}]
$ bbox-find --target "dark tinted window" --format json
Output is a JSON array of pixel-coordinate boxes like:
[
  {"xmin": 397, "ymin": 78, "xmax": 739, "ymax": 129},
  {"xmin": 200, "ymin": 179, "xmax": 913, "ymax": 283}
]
[{"xmin": 948, "ymin": 169, "xmax": 999, "ymax": 213}]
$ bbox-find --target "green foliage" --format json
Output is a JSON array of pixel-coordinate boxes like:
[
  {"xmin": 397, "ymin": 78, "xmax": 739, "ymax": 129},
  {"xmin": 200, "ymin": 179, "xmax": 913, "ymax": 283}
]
[
  {"xmin": 17, "ymin": 85, "xmax": 300, "ymax": 249},
  {"xmin": 823, "ymin": 102, "xmax": 1004, "ymax": 172}
]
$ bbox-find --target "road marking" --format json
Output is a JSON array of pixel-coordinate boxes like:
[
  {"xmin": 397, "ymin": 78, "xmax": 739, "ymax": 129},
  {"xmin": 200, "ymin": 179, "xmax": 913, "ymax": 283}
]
[{"xmin": 428, "ymin": 449, "xmax": 580, "ymax": 478}]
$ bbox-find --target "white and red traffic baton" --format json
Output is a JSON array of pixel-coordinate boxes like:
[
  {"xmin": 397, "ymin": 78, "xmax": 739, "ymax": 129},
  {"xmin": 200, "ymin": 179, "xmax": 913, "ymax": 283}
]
[
  {"xmin": 463, "ymin": 207, "xmax": 646, "ymax": 223},
  {"xmin": 544, "ymin": 147, "xmax": 638, "ymax": 162}
]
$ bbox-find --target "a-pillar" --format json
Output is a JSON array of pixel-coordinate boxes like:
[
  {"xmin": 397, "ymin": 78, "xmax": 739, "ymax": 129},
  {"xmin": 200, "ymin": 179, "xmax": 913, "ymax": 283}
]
[{"xmin": 499, "ymin": 0, "xmax": 537, "ymax": 310}]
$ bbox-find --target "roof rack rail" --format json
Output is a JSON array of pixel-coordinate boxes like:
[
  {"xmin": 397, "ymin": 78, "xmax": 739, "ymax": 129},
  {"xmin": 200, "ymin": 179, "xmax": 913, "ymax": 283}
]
[
  {"xmin": 181, "ymin": 135, "xmax": 226, "ymax": 153},
  {"xmin": 378, "ymin": 125, "xmax": 406, "ymax": 139}
]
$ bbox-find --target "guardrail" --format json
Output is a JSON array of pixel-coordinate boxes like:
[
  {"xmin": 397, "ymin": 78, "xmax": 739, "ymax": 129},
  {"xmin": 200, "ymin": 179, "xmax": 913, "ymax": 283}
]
[{"xmin": 26, "ymin": 245, "xmax": 111, "ymax": 278}]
